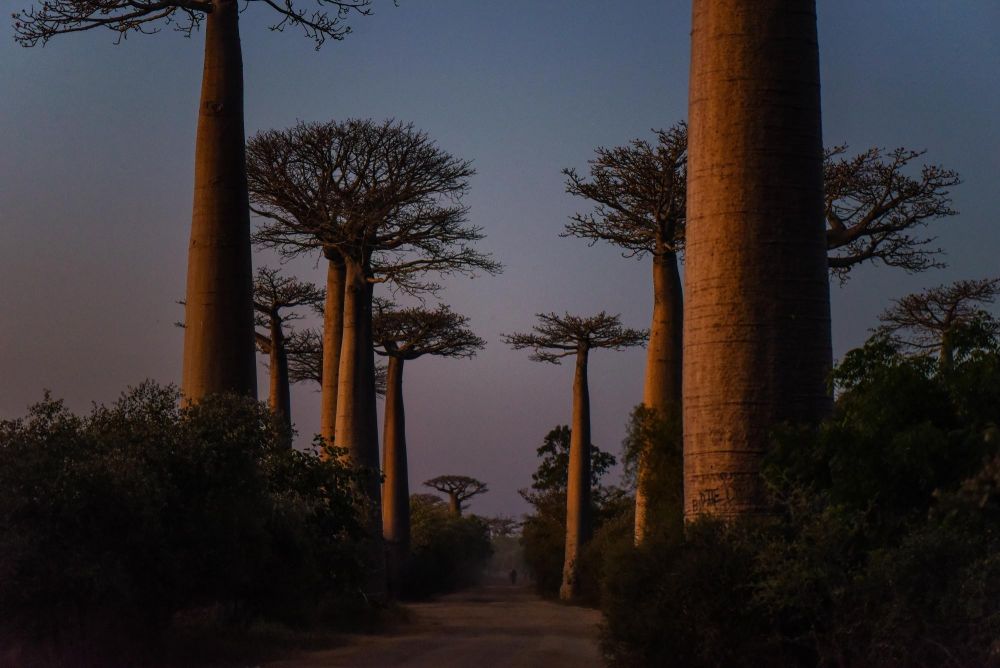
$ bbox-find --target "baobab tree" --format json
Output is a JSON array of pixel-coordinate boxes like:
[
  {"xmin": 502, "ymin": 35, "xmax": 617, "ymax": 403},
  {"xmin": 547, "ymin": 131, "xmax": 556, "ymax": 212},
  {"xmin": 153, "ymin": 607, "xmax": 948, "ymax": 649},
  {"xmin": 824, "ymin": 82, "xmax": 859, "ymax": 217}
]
[
  {"xmin": 504, "ymin": 312, "xmax": 646, "ymax": 601},
  {"xmin": 423, "ymin": 476, "xmax": 489, "ymax": 517},
  {"xmin": 563, "ymin": 124, "xmax": 686, "ymax": 543},
  {"xmin": 249, "ymin": 119, "xmax": 498, "ymax": 595},
  {"xmin": 683, "ymin": 0, "xmax": 832, "ymax": 519},
  {"xmin": 13, "ymin": 0, "xmax": 372, "ymax": 403},
  {"xmin": 373, "ymin": 300, "xmax": 485, "ymax": 589},
  {"xmin": 878, "ymin": 278, "xmax": 1000, "ymax": 372},
  {"xmin": 252, "ymin": 267, "xmax": 323, "ymax": 432}
]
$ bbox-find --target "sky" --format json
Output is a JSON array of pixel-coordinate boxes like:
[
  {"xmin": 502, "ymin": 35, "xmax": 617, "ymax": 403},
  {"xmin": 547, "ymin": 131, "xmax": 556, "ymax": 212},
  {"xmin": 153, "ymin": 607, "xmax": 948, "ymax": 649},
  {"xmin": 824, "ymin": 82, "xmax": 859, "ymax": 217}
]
[{"xmin": 1, "ymin": 1, "xmax": 998, "ymax": 517}]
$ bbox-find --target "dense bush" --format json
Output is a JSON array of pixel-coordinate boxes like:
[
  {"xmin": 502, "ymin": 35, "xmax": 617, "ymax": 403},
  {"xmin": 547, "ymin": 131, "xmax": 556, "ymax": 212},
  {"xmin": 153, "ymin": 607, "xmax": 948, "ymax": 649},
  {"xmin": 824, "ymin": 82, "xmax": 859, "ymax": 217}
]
[
  {"xmin": 0, "ymin": 383, "xmax": 366, "ymax": 658},
  {"xmin": 401, "ymin": 494, "xmax": 493, "ymax": 599},
  {"xmin": 602, "ymin": 334, "xmax": 1000, "ymax": 667}
]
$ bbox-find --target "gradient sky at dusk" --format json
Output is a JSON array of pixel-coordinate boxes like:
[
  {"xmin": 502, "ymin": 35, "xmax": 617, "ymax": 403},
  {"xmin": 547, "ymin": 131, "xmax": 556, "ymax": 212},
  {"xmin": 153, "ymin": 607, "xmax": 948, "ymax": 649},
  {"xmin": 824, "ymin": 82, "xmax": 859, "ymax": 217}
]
[{"xmin": 1, "ymin": 1, "xmax": 998, "ymax": 516}]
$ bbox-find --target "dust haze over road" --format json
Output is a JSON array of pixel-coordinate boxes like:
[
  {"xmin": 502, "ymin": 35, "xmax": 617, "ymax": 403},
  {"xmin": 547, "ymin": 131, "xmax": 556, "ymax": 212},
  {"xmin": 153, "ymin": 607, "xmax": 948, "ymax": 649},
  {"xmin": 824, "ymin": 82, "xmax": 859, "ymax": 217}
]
[{"xmin": 265, "ymin": 585, "xmax": 602, "ymax": 667}]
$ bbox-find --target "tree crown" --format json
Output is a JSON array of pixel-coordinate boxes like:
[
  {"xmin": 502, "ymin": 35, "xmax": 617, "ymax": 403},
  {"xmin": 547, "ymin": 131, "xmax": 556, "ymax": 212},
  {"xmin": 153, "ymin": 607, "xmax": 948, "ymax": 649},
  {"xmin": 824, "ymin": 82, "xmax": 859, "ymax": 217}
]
[
  {"xmin": 248, "ymin": 118, "xmax": 500, "ymax": 292},
  {"xmin": 372, "ymin": 299, "xmax": 485, "ymax": 361},
  {"xmin": 502, "ymin": 311, "xmax": 647, "ymax": 363},
  {"xmin": 423, "ymin": 475, "xmax": 488, "ymax": 504},
  {"xmin": 563, "ymin": 122, "xmax": 687, "ymax": 258},
  {"xmin": 13, "ymin": 0, "xmax": 372, "ymax": 46}
]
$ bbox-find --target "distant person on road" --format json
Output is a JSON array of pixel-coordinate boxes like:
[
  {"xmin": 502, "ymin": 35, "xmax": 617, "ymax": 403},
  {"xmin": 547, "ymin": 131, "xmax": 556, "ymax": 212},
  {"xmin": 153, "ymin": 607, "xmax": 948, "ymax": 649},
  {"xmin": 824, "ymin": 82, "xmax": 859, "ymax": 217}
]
[{"xmin": 510, "ymin": 569, "xmax": 518, "ymax": 585}]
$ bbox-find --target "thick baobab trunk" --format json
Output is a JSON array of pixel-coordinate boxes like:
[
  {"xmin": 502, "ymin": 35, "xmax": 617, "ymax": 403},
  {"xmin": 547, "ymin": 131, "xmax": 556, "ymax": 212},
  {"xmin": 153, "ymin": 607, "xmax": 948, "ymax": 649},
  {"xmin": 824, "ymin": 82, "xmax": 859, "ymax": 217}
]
[
  {"xmin": 382, "ymin": 356, "xmax": 410, "ymax": 594},
  {"xmin": 939, "ymin": 328, "xmax": 954, "ymax": 373},
  {"xmin": 560, "ymin": 348, "xmax": 592, "ymax": 601},
  {"xmin": 320, "ymin": 252, "xmax": 346, "ymax": 443},
  {"xmin": 635, "ymin": 250, "xmax": 683, "ymax": 542},
  {"xmin": 335, "ymin": 256, "xmax": 385, "ymax": 598},
  {"xmin": 683, "ymin": 0, "xmax": 832, "ymax": 519},
  {"xmin": 181, "ymin": 0, "xmax": 256, "ymax": 403},
  {"xmin": 268, "ymin": 316, "xmax": 292, "ymax": 434},
  {"xmin": 447, "ymin": 494, "xmax": 461, "ymax": 517}
]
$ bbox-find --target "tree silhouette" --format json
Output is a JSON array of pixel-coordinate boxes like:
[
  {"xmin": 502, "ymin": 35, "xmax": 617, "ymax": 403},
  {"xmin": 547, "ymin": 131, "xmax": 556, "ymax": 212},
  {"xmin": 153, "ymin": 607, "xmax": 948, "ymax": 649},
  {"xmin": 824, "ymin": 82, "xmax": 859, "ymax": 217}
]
[
  {"xmin": 563, "ymin": 123, "xmax": 686, "ymax": 543},
  {"xmin": 252, "ymin": 267, "xmax": 323, "ymax": 433},
  {"xmin": 373, "ymin": 299, "xmax": 484, "ymax": 591},
  {"xmin": 504, "ymin": 312, "xmax": 646, "ymax": 601},
  {"xmin": 825, "ymin": 146, "xmax": 960, "ymax": 280},
  {"xmin": 423, "ymin": 476, "xmax": 488, "ymax": 517},
  {"xmin": 14, "ymin": 0, "xmax": 372, "ymax": 404},
  {"xmin": 878, "ymin": 278, "xmax": 1000, "ymax": 372}
]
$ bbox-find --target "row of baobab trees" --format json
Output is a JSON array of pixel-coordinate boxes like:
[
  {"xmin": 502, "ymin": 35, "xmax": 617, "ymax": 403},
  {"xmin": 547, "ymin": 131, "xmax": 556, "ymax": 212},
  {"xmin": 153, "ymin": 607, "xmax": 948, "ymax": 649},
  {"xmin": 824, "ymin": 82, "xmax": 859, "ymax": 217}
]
[{"xmin": 11, "ymin": 0, "xmax": 977, "ymax": 603}]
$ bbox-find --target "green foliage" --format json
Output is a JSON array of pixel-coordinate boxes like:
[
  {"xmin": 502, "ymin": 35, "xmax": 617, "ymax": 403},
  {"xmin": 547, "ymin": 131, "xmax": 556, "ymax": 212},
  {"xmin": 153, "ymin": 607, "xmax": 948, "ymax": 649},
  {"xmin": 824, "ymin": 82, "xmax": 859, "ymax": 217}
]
[
  {"xmin": 622, "ymin": 405, "xmax": 683, "ymax": 541},
  {"xmin": 602, "ymin": 334, "xmax": 1000, "ymax": 667},
  {"xmin": 519, "ymin": 425, "xmax": 623, "ymax": 600},
  {"xmin": 402, "ymin": 494, "xmax": 493, "ymax": 599},
  {"xmin": 0, "ymin": 383, "xmax": 366, "ymax": 655}
]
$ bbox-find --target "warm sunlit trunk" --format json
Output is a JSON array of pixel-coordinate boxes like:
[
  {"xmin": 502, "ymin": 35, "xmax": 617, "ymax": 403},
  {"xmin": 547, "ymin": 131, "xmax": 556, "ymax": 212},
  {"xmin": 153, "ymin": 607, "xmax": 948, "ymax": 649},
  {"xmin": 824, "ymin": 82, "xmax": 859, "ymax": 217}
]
[
  {"xmin": 635, "ymin": 250, "xmax": 683, "ymax": 543},
  {"xmin": 447, "ymin": 494, "xmax": 461, "ymax": 517},
  {"xmin": 335, "ymin": 256, "xmax": 385, "ymax": 598},
  {"xmin": 320, "ymin": 251, "xmax": 346, "ymax": 444},
  {"xmin": 181, "ymin": 0, "xmax": 256, "ymax": 403},
  {"xmin": 268, "ymin": 316, "xmax": 291, "ymax": 434},
  {"xmin": 560, "ymin": 347, "xmax": 591, "ymax": 601},
  {"xmin": 382, "ymin": 356, "xmax": 409, "ymax": 595},
  {"xmin": 683, "ymin": 0, "xmax": 832, "ymax": 519}
]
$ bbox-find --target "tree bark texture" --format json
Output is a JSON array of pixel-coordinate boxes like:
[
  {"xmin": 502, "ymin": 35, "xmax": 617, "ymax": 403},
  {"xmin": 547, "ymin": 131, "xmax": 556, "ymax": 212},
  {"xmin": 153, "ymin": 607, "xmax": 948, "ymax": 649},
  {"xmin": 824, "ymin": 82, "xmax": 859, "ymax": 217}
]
[
  {"xmin": 382, "ymin": 356, "xmax": 409, "ymax": 595},
  {"xmin": 181, "ymin": 0, "xmax": 257, "ymax": 403},
  {"xmin": 268, "ymin": 315, "xmax": 291, "ymax": 434},
  {"xmin": 335, "ymin": 257, "xmax": 385, "ymax": 598},
  {"xmin": 683, "ymin": 0, "xmax": 832, "ymax": 519},
  {"xmin": 560, "ymin": 348, "xmax": 592, "ymax": 601},
  {"xmin": 635, "ymin": 251, "xmax": 684, "ymax": 542},
  {"xmin": 321, "ymin": 253, "xmax": 346, "ymax": 443}
]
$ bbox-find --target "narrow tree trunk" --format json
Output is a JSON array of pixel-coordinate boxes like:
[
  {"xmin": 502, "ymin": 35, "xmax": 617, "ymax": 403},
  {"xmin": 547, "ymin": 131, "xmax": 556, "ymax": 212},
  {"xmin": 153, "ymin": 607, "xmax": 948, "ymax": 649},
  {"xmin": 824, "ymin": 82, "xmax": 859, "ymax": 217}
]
[
  {"xmin": 320, "ymin": 251, "xmax": 346, "ymax": 444},
  {"xmin": 382, "ymin": 356, "xmax": 410, "ymax": 596},
  {"xmin": 560, "ymin": 348, "xmax": 592, "ymax": 601},
  {"xmin": 684, "ymin": 0, "xmax": 832, "ymax": 519},
  {"xmin": 335, "ymin": 256, "xmax": 385, "ymax": 599},
  {"xmin": 940, "ymin": 328, "xmax": 954, "ymax": 374},
  {"xmin": 267, "ymin": 315, "xmax": 292, "ymax": 437},
  {"xmin": 181, "ymin": 0, "xmax": 256, "ymax": 403},
  {"xmin": 635, "ymin": 250, "xmax": 683, "ymax": 543},
  {"xmin": 447, "ymin": 494, "xmax": 461, "ymax": 517}
]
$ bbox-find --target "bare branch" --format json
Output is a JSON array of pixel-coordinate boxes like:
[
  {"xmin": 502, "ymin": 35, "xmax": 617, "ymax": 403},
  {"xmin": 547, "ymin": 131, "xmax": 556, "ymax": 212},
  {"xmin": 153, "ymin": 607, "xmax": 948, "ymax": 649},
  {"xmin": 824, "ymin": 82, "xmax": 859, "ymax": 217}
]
[{"xmin": 503, "ymin": 312, "xmax": 647, "ymax": 364}]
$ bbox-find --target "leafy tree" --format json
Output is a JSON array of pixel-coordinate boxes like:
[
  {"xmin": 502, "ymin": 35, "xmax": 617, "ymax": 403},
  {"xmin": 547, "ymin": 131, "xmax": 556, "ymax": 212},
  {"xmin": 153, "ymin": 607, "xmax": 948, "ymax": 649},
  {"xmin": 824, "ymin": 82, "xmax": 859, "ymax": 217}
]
[
  {"xmin": 505, "ymin": 312, "xmax": 645, "ymax": 600},
  {"xmin": 519, "ymin": 425, "xmax": 619, "ymax": 600},
  {"xmin": 13, "ymin": 0, "xmax": 372, "ymax": 402},
  {"xmin": 0, "ymin": 384, "xmax": 365, "ymax": 661}
]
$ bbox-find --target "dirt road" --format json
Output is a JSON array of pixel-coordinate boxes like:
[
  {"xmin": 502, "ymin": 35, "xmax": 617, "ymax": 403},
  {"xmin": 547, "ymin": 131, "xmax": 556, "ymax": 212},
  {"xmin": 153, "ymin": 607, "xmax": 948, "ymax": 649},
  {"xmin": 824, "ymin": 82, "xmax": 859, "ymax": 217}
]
[{"xmin": 265, "ymin": 585, "xmax": 603, "ymax": 667}]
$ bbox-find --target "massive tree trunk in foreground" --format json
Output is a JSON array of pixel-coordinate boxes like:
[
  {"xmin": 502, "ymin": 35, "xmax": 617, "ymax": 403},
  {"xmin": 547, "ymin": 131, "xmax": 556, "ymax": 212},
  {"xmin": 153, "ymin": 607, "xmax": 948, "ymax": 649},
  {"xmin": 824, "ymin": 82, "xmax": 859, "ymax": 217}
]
[
  {"xmin": 182, "ymin": 0, "xmax": 257, "ymax": 403},
  {"xmin": 560, "ymin": 347, "xmax": 592, "ymax": 601},
  {"xmin": 268, "ymin": 316, "xmax": 291, "ymax": 433},
  {"xmin": 683, "ymin": 0, "xmax": 832, "ymax": 519},
  {"xmin": 382, "ymin": 357, "xmax": 409, "ymax": 594},
  {"xmin": 335, "ymin": 256, "xmax": 385, "ymax": 597},
  {"xmin": 635, "ymin": 250, "xmax": 684, "ymax": 542},
  {"xmin": 321, "ymin": 252, "xmax": 346, "ymax": 443}
]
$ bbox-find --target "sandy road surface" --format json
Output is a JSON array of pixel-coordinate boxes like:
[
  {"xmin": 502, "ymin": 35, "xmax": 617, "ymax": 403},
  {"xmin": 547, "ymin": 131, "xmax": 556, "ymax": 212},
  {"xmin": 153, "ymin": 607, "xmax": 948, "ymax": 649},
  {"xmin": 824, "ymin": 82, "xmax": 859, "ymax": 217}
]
[{"xmin": 265, "ymin": 585, "xmax": 603, "ymax": 668}]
